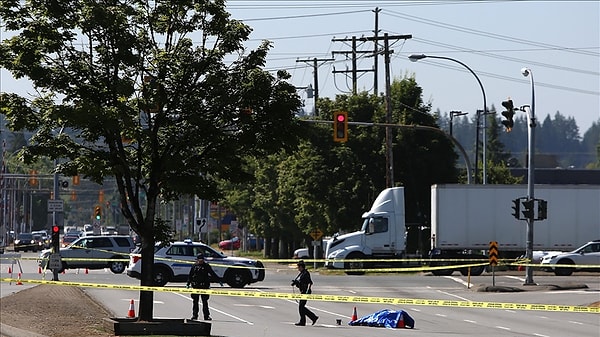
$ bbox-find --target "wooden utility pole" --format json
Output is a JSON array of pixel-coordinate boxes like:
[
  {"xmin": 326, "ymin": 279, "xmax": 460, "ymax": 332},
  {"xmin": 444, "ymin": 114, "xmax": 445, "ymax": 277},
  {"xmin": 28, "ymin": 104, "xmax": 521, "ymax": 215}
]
[{"xmin": 296, "ymin": 57, "xmax": 334, "ymax": 115}]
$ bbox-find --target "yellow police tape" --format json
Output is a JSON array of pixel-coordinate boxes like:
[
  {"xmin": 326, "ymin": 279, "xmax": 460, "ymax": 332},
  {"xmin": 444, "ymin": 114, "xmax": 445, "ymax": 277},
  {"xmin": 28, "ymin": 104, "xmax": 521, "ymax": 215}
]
[{"xmin": 1, "ymin": 277, "xmax": 597, "ymax": 314}]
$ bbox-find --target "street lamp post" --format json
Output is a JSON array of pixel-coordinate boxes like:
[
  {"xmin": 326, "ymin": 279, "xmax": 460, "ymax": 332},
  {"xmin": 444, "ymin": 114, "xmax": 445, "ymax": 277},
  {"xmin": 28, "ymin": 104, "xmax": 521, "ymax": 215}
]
[
  {"xmin": 522, "ymin": 67, "xmax": 536, "ymax": 285},
  {"xmin": 449, "ymin": 110, "xmax": 467, "ymax": 137},
  {"xmin": 408, "ymin": 54, "xmax": 488, "ymax": 184}
]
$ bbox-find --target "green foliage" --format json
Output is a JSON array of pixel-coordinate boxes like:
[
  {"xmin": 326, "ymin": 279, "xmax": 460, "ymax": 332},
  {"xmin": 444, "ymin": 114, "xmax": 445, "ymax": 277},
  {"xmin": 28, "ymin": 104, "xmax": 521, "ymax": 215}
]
[{"xmin": 0, "ymin": 0, "xmax": 302, "ymax": 319}]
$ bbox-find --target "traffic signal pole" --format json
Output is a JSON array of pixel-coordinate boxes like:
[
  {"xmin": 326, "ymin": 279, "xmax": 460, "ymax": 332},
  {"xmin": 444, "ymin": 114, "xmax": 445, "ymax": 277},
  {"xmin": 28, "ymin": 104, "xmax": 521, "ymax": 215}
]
[{"xmin": 522, "ymin": 67, "xmax": 536, "ymax": 286}]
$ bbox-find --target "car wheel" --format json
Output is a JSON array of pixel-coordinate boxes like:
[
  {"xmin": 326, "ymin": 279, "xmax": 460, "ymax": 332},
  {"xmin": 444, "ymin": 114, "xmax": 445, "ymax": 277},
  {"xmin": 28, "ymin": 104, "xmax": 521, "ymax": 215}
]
[
  {"xmin": 225, "ymin": 268, "xmax": 250, "ymax": 288},
  {"xmin": 344, "ymin": 252, "xmax": 366, "ymax": 275},
  {"xmin": 152, "ymin": 266, "xmax": 171, "ymax": 286},
  {"xmin": 109, "ymin": 259, "xmax": 126, "ymax": 274},
  {"xmin": 554, "ymin": 259, "xmax": 574, "ymax": 276}
]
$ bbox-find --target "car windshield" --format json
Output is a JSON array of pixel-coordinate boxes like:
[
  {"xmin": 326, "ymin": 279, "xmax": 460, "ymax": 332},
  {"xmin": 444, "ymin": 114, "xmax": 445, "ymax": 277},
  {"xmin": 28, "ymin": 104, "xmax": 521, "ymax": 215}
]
[{"xmin": 18, "ymin": 233, "xmax": 33, "ymax": 240}]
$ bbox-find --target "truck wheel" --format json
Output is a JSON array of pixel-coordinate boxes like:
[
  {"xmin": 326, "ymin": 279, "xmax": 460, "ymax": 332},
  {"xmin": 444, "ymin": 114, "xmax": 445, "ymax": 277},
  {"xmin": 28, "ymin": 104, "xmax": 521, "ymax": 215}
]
[
  {"xmin": 344, "ymin": 252, "xmax": 366, "ymax": 275},
  {"xmin": 431, "ymin": 269, "xmax": 453, "ymax": 276},
  {"xmin": 554, "ymin": 259, "xmax": 574, "ymax": 276},
  {"xmin": 460, "ymin": 265, "xmax": 485, "ymax": 276}
]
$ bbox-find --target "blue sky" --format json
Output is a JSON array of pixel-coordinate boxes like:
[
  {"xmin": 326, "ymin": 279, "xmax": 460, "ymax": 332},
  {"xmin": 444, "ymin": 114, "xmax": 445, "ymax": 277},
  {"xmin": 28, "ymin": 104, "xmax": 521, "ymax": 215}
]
[
  {"xmin": 228, "ymin": 0, "xmax": 600, "ymax": 135},
  {"xmin": 1, "ymin": 1, "xmax": 598, "ymax": 135}
]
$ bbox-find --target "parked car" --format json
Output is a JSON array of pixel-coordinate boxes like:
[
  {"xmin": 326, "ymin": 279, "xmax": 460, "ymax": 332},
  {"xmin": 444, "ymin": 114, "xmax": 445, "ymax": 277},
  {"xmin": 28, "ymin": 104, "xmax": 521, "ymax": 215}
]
[
  {"xmin": 14, "ymin": 233, "xmax": 39, "ymax": 252},
  {"xmin": 39, "ymin": 235, "xmax": 135, "ymax": 273},
  {"xmin": 540, "ymin": 240, "xmax": 600, "ymax": 276},
  {"xmin": 293, "ymin": 247, "xmax": 309, "ymax": 259},
  {"xmin": 62, "ymin": 233, "xmax": 80, "ymax": 247},
  {"xmin": 126, "ymin": 239, "xmax": 265, "ymax": 288},
  {"xmin": 32, "ymin": 230, "xmax": 51, "ymax": 248},
  {"xmin": 218, "ymin": 236, "xmax": 240, "ymax": 250}
]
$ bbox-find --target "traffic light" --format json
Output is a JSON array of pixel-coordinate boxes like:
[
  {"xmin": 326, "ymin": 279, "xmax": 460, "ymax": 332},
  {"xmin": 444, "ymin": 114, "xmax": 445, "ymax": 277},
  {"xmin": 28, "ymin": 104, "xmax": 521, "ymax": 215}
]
[
  {"xmin": 94, "ymin": 206, "xmax": 102, "ymax": 220},
  {"xmin": 333, "ymin": 111, "xmax": 348, "ymax": 142},
  {"xmin": 511, "ymin": 198, "xmax": 520, "ymax": 219},
  {"xmin": 51, "ymin": 225, "xmax": 60, "ymax": 252},
  {"xmin": 537, "ymin": 199, "xmax": 548, "ymax": 220},
  {"xmin": 521, "ymin": 199, "xmax": 534, "ymax": 220},
  {"xmin": 501, "ymin": 99, "xmax": 515, "ymax": 132}
]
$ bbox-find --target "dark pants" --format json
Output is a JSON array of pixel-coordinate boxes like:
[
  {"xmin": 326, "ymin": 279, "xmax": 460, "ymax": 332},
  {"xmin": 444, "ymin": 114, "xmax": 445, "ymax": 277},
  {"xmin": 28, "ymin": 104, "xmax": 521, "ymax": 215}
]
[
  {"xmin": 298, "ymin": 299, "xmax": 317, "ymax": 324},
  {"xmin": 191, "ymin": 293, "xmax": 210, "ymax": 319}
]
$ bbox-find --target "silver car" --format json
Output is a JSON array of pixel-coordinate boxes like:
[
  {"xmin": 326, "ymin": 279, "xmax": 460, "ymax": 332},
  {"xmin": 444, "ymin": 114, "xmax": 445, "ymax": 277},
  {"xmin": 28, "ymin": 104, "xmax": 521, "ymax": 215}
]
[{"xmin": 540, "ymin": 240, "xmax": 600, "ymax": 276}]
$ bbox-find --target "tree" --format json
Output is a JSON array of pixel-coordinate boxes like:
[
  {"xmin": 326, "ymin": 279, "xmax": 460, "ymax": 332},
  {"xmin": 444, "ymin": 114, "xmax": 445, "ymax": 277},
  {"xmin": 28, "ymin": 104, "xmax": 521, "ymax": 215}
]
[{"xmin": 0, "ymin": 0, "xmax": 302, "ymax": 321}]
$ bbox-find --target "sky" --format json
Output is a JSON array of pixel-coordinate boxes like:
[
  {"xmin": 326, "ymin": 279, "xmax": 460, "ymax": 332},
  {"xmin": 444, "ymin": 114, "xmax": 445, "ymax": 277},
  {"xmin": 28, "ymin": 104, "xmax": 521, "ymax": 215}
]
[{"xmin": 1, "ymin": 0, "xmax": 599, "ymax": 136}]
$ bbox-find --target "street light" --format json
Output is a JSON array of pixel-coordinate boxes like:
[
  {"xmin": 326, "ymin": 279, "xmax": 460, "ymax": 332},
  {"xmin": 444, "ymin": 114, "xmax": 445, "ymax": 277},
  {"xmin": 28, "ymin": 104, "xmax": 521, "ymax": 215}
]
[
  {"xmin": 408, "ymin": 54, "xmax": 488, "ymax": 184},
  {"xmin": 449, "ymin": 110, "xmax": 467, "ymax": 137},
  {"xmin": 521, "ymin": 67, "xmax": 536, "ymax": 286}
]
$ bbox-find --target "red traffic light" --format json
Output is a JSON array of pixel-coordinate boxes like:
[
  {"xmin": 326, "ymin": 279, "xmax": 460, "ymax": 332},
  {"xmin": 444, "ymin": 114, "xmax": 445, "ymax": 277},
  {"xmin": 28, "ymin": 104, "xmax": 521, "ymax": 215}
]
[
  {"xmin": 52, "ymin": 225, "xmax": 60, "ymax": 233},
  {"xmin": 333, "ymin": 111, "xmax": 348, "ymax": 142}
]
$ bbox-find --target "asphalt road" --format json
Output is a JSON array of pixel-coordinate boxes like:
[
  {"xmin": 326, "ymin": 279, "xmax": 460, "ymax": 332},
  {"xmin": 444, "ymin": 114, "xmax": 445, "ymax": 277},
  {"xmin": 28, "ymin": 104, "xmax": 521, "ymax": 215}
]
[{"xmin": 2, "ymin": 252, "xmax": 599, "ymax": 337}]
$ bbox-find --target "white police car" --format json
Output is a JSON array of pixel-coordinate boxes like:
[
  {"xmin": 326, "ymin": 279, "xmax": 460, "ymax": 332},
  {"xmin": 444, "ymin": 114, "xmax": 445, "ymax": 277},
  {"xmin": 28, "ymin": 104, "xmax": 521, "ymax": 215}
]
[{"xmin": 126, "ymin": 239, "xmax": 265, "ymax": 288}]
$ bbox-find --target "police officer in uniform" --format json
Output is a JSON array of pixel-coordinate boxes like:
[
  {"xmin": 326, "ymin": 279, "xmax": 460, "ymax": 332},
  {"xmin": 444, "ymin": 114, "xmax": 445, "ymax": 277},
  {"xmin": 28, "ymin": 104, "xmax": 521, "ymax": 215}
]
[
  {"xmin": 187, "ymin": 253, "xmax": 222, "ymax": 320},
  {"xmin": 291, "ymin": 260, "xmax": 319, "ymax": 326}
]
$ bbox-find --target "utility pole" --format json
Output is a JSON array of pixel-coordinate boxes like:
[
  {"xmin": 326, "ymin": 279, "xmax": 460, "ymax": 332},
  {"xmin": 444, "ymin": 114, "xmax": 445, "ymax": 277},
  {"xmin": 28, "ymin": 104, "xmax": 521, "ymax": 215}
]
[
  {"xmin": 331, "ymin": 36, "xmax": 375, "ymax": 95},
  {"xmin": 296, "ymin": 58, "xmax": 333, "ymax": 115},
  {"xmin": 372, "ymin": 7, "xmax": 381, "ymax": 95},
  {"xmin": 357, "ymin": 33, "xmax": 412, "ymax": 187}
]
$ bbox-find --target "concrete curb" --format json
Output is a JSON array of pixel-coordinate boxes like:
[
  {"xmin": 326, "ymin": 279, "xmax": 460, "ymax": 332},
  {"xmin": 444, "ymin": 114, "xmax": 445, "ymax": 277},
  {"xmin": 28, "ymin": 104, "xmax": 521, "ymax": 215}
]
[
  {"xmin": 475, "ymin": 283, "xmax": 588, "ymax": 292},
  {"xmin": 0, "ymin": 323, "xmax": 48, "ymax": 337}
]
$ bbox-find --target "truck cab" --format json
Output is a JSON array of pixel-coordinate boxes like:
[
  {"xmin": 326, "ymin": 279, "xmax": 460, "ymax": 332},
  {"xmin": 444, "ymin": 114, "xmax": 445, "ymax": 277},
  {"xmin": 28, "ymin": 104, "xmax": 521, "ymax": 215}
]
[{"xmin": 325, "ymin": 187, "xmax": 406, "ymax": 274}]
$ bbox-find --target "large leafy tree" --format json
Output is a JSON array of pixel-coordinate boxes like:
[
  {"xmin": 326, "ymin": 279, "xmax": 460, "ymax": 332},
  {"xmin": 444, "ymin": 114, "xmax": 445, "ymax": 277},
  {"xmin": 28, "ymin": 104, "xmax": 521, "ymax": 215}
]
[{"xmin": 0, "ymin": 0, "xmax": 302, "ymax": 321}]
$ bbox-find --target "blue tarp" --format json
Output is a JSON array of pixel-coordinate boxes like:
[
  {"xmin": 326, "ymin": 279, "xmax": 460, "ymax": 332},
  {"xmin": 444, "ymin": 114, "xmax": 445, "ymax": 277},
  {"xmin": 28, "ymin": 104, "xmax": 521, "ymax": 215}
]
[{"xmin": 348, "ymin": 309, "xmax": 415, "ymax": 329}]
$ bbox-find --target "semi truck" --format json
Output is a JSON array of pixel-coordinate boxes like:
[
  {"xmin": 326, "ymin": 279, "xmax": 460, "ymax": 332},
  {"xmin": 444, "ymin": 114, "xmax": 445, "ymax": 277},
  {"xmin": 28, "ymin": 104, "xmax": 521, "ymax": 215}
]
[{"xmin": 324, "ymin": 184, "xmax": 600, "ymax": 275}]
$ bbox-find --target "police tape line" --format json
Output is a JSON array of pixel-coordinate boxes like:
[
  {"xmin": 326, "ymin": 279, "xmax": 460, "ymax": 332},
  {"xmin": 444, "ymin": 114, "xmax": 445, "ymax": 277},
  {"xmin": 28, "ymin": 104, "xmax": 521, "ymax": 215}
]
[
  {"xmin": 3, "ymin": 255, "xmax": 599, "ymax": 272},
  {"xmin": 1, "ymin": 277, "xmax": 597, "ymax": 314}
]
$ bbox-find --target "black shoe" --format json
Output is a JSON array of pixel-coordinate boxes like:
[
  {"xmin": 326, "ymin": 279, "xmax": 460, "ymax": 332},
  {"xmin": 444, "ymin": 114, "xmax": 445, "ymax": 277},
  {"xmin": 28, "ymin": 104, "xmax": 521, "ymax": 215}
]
[
  {"xmin": 295, "ymin": 322, "xmax": 305, "ymax": 326},
  {"xmin": 204, "ymin": 317, "xmax": 212, "ymax": 321},
  {"xmin": 190, "ymin": 317, "xmax": 198, "ymax": 320},
  {"xmin": 311, "ymin": 316, "xmax": 319, "ymax": 325}
]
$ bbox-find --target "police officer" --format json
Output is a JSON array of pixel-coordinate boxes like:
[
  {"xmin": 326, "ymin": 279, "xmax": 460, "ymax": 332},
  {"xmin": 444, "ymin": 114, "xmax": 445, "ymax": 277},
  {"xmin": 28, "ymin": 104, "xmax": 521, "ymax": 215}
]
[
  {"xmin": 291, "ymin": 260, "xmax": 319, "ymax": 326},
  {"xmin": 187, "ymin": 253, "xmax": 222, "ymax": 320}
]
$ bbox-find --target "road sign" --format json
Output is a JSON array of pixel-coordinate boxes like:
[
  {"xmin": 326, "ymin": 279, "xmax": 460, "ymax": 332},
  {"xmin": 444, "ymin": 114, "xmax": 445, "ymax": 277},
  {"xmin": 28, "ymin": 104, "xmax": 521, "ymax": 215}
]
[
  {"xmin": 309, "ymin": 228, "xmax": 323, "ymax": 241},
  {"xmin": 47, "ymin": 200, "xmax": 64, "ymax": 212},
  {"xmin": 489, "ymin": 241, "xmax": 499, "ymax": 266},
  {"xmin": 49, "ymin": 254, "xmax": 62, "ymax": 269}
]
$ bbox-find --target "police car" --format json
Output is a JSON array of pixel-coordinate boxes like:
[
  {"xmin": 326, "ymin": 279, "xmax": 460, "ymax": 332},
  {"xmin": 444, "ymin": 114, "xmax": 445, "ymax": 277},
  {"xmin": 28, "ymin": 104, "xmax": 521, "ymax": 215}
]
[{"xmin": 125, "ymin": 239, "xmax": 265, "ymax": 288}]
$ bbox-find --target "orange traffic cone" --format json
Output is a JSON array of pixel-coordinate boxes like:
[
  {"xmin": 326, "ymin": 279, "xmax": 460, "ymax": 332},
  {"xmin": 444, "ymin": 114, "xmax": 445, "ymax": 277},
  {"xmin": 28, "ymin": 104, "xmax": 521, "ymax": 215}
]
[
  {"xmin": 7, "ymin": 266, "xmax": 12, "ymax": 274},
  {"xmin": 38, "ymin": 266, "xmax": 42, "ymax": 274},
  {"xmin": 16, "ymin": 272, "xmax": 23, "ymax": 285},
  {"xmin": 85, "ymin": 268, "xmax": 89, "ymax": 274},
  {"xmin": 397, "ymin": 314, "xmax": 405, "ymax": 328},
  {"xmin": 127, "ymin": 299, "xmax": 136, "ymax": 318},
  {"xmin": 351, "ymin": 307, "xmax": 358, "ymax": 321}
]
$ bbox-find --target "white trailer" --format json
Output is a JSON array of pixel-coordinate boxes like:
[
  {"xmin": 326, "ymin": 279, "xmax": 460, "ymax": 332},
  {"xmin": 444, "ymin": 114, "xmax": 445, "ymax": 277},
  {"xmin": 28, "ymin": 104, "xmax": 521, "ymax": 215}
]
[{"xmin": 431, "ymin": 184, "xmax": 600, "ymax": 253}]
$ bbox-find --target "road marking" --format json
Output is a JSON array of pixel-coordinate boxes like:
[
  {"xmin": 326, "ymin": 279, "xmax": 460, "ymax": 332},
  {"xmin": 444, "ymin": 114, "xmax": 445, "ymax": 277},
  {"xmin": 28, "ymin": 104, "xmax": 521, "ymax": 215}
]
[
  {"xmin": 464, "ymin": 319, "xmax": 477, "ymax": 324},
  {"xmin": 437, "ymin": 289, "xmax": 470, "ymax": 302},
  {"xmin": 533, "ymin": 333, "xmax": 550, "ymax": 337},
  {"xmin": 444, "ymin": 275, "xmax": 473, "ymax": 288},
  {"xmin": 496, "ymin": 325, "xmax": 511, "ymax": 330},
  {"xmin": 173, "ymin": 292, "xmax": 254, "ymax": 325},
  {"xmin": 234, "ymin": 304, "xmax": 275, "ymax": 309}
]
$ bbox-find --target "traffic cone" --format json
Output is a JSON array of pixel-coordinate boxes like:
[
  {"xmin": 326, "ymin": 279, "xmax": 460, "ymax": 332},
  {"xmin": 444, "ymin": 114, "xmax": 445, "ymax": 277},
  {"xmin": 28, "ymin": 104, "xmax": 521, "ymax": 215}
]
[
  {"xmin": 397, "ymin": 313, "xmax": 405, "ymax": 328},
  {"xmin": 127, "ymin": 299, "xmax": 136, "ymax": 318},
  {"xmin": 16, "ymin": 272, "xmax": 23, "ymax": 285},
  {"xmin": 7, "ymin": 266, "xmax": 12, "ymax": 274},
  {"xmin": 350, "ymin": 307, "xmax": 358, "ymax": 321},
  {"xmin": 38, "ymin": 266, "xmax": 42, "ymax": 274},
  {"xmin": 85, "ymin": 268, "xmax": 89, "ymax": 274}
]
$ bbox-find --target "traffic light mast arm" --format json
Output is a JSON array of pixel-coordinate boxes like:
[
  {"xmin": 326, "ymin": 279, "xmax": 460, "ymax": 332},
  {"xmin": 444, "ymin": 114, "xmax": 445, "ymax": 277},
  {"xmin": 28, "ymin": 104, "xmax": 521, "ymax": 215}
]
[{"xmin": 300, "ymin": 119, "xmax": 473, "ymax": 184}]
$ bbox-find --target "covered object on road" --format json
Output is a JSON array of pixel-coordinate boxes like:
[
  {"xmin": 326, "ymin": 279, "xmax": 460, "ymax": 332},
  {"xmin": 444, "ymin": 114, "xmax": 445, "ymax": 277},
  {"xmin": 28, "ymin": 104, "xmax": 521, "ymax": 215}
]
[{"xmin": 349, "ymin": 309, "xmax": 415, "ymax": 329}]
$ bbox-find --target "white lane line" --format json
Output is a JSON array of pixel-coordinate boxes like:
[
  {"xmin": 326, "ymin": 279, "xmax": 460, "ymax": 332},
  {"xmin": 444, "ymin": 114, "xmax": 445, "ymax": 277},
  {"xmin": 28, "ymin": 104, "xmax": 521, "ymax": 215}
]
[
  {"xmin": 496, "ymin": 325, "xmax": 511, "ymax": 331},
  {"xmin": 533, "ymin": 333, "xmax": 550, "ymax": 337},
  {"xmin": 464, "ymin": 319, "xmax": 477, "ymax": 324},
  {"xmin": 173, "ymin": 292, "xmax": 254, "ymax": 325},
  {"xmin": 437, "ymin": 289, "xmax": 471, "ymax": 302},
  {"xmin": 234, "ymin": 304, "xmax": 275, "ymax": 309},
  {"xmin": 504, "ymin": 275, "xmax": 525, "ymax": 282},
  {"xmin": 444, "ymin": 275, "xmax": 473, "ymax": 289}
]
